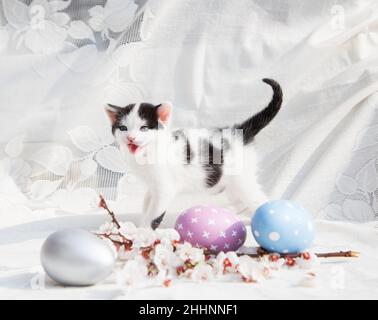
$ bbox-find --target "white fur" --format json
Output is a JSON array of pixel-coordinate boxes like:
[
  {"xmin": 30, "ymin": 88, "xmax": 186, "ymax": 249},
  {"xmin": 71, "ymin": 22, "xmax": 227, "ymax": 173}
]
[{"xmin": 109, "ymin": 104, "xmax": 267, "ymax": 227}]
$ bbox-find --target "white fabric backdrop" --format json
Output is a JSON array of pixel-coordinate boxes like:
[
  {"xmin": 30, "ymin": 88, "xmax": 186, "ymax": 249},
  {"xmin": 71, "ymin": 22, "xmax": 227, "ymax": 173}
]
[
  {"xmin": 0, "ymin": 0, "xmax": 378, "ymax": 225},
  {"xmin": 1, "ymin": 0, "xmax": 378, "ymax": 300}
]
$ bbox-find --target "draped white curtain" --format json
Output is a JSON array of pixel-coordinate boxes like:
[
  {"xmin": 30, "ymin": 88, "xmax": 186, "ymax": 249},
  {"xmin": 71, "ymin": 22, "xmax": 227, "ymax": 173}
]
[{"xmin": 0, "ymin": 0, "xmax": 378, "ymax": 228}]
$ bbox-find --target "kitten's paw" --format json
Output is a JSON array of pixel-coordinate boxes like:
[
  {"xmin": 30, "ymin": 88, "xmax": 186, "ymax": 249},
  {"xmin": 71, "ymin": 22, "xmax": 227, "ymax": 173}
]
[
  {"xmin": 139, "ymin": 212, "xmax": 166, "ymax": 229},
  {"xmin": 151, "ymin": 212, "xmax": 166, "ymax": 230}
]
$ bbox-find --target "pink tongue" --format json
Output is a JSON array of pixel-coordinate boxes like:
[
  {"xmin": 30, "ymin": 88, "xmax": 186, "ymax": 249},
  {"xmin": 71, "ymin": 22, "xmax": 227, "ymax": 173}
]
[{"xmin": 128, "ymin": 143, "xmax": 138, "ymax": 154}]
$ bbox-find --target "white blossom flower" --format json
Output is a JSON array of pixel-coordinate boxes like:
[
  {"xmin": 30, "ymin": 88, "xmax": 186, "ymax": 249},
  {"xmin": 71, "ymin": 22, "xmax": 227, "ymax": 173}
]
[
  {"xmin": 133, "ymin": 228, "xmax": 157, "ymax": 248},
  {"xmin": 98, "ymin": 221, "xmax": 118, "ymax": 235},
  {"xmin": 213, "ymin": 251, "xmax": 240, "ymax": 276},
  {"xmin": 176, "ymin": 242, "xmax": 205, "ymax": 264},
  {"xmin": 259, "ymin": 255, "xmax": 286, "ymax": 270},
  {"xmin": 296, "ymin": 252, "xmax": 320, "ymax": 270},
  {"xmin": 117, "ymin": 246, "xmax": 137, "ymax": 261},
  {"xmin": 190, "ymin": 262, "xmax": 214, "ymax": 282},
  {"xmin": 159, "ymin": 237, "xmax": 176, "ymax": 249},
  {"xmin": 153, "ymin": 244, "xmax": 180, "ymax": 275},
  {"xmin": 256, "ymin": 255, "xmax": 285, "ymax": 278},
  {"xmin": 155, "ymin": 228, "xmax": 180, "ymax": 242},
  {"xmin": 116, "ymin": 259, "xmax": 147, "ymax": 288},
  {"xmin": 96, "ymin": 217, "xmax": 323, "ymax": 288},
  {"xmin": 119, "ymin": 221, "xmax": 138, "ymax": 240},
  {"xmin": 237, "ymin": 255, "xmax": 265, "ymax": 282}
]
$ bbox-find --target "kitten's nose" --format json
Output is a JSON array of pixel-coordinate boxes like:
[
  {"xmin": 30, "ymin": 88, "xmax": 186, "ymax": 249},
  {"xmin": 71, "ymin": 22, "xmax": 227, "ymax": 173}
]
[{"xmin": 127, "ymin": 136, "xmax": 135, "ymax": 143}]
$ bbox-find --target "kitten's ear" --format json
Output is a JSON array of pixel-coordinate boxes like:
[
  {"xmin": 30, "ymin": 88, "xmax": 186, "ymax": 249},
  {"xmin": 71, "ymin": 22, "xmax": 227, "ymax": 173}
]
[
  {"xmin": 104, "ymin": 104, "xmax": 122, "ymax": 124},
  {"xmin": 155, "ymin": 102, "xmax": 172, "ymax": 125}
]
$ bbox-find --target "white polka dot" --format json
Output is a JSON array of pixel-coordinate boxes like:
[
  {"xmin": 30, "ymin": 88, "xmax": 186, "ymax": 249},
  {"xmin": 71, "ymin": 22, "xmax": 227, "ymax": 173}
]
[
  {"xmin": 283, "ymin": 249, "xmax": 289, "ymax": 253},
  {"xmin": 307, "ymin": 222, "xmax": 313, "ymax": 231},
  {"xmin": 269, "ymin": 209, "xmax": 275, "ymax": 214},
  {"xmin": 284, "ymin": 215, "xmax": 291, "ymax": 221},
  {"xmin": 286, "ymin": 203, "xmax": 294, "ymax": 208},
  {"xmin": 269, "ymin": 232, "xmax": 280, "ymax": 241},
  {"xmin": 270, "ymin": 246, "xmax": 275, "ymax": 250},
  {"xmin": 294, "ymin": 230, "xmax": 299, "ymax": 236},
  {"xmin": 254, "ymin": 230, "xmax": 260, "ymax": 238}
]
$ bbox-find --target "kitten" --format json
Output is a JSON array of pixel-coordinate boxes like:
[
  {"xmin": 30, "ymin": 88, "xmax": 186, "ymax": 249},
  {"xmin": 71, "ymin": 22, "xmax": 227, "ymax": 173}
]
[{"xmin": 105, "ymin": 79, "xmax": 283, "ymax": 229}]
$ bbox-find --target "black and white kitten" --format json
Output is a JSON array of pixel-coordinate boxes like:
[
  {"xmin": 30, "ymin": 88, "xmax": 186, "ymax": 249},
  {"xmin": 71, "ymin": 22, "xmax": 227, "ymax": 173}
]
[{"xmin": 105, "ymin": 79, "xmax": 283, "ymax": 229}]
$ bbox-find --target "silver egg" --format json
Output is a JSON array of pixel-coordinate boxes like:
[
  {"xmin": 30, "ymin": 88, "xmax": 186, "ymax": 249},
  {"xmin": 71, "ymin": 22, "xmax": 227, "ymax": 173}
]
[{"xmin": 41, "ymin": 229, "xmax": 116, "ymax": 286}]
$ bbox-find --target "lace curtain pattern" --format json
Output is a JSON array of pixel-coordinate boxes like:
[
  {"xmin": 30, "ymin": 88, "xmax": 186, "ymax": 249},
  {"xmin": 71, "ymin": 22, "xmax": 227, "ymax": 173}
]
[
  {"xmin": 0, "ymin": 0, "xmax": 377, "ymax": 227},
  {"xmin": 0, "ymin": 0, "xmax": 148, "ymax": 223}
]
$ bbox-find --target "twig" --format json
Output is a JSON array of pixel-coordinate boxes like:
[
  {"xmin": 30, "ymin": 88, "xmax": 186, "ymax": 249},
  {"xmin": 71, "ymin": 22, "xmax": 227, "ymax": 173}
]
[
  {"xmin": 98, "ymin": 194, "xmax": 121, "ymax": 229},
  {"xmin": 238, "ymin": 249, "xmax": 360, "ymax": 259},
  {"xmin": 94, "ymin": 233, "xmax": 125, "ymax": 246},
  {"xmin": 313, "ymin": 251, "xmax": 360, "ymax": 258}
]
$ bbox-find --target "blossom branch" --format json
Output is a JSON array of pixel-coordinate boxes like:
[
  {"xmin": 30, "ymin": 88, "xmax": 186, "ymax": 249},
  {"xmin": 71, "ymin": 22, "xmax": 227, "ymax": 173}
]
[
  {"xmin": 94, "ymin": 233, "xmax": 125, "ymax": 246},
  {"xmin": 239, "ymin": 248, "xmax": 360, "ymax": 259},
  {"xmin": 99, "ymin": 194, "xmax": 121, "ymax": 229},
  {"xmin": 97, "ymin": 196, "xmax": 359, "ymax": 263},
  {"xmin": 94, "ymin": 198, "xmax": 361, "ymax": 287},
  {"xmin": 314, "ymin": 251, "xmax": 360, "ymax": 258}
]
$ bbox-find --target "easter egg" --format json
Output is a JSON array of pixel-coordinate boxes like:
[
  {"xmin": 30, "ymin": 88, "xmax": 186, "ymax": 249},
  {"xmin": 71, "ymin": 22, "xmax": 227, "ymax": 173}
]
[
  {"xmin": 41, "ymin": 229, "xmax": 116, "ymax": 286},
  {"xmin": 251, "ymin": 200, "xmax": 315, "ymax": 254},
  {"xmin": 175, "ymin": 205, "xmax": 246, "ymax": 253}
]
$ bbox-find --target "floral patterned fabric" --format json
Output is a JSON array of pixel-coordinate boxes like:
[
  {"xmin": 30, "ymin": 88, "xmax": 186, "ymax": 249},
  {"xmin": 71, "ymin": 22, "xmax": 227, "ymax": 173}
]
[{"xmin": 0, "ymin": 0, "xmax": 378, "ymax": 228}]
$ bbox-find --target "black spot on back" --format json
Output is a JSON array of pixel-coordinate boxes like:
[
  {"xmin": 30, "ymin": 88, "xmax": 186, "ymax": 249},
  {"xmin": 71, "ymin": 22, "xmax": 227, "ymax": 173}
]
[
  {"xmin": 172, "ymin": 130, "xmax": 194, "ymax": 164},
  {"xmin": 201, "ymin": 139, "xmax": 223, "ymax": 188}
]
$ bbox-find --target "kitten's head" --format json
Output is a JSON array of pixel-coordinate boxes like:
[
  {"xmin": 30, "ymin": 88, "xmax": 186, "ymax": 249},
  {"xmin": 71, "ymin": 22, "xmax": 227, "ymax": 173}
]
[{"xmin": 104, "ymin": 102, "xmax": 172, "ymax": 154}]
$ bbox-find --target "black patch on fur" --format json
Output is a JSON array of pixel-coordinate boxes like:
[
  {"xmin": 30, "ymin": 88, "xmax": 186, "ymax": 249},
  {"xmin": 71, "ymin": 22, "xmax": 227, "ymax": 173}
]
[
  {"xmin": 110, "ymin": 103, "xmax": 135, "ymax": 134},
  {"xmin": 138, "ymin": 103, "xmax": 160, "ymax": 129},
  {"xmin": 204, "ymin": 165, "xmax": 222, "ymax": 188},
  {"xmin": 208, "ymin": 129, "xmax": 230, "ymax": 164},
  {"xmin": 220, "ymin": 136, "xmax": 230, "ymax": 159},
  {"xmin": 235, "ymin": 79, "xmax": 283, "ymax": 145},
  {"xmin": 201, "ymin": 140, "xmax": 223, "ymax": 188},
  {"xmin": 172, "ymin": 130, "xmax": 194, "ymax": 164},
  {"xmin": 151, "ymin": 212, "xmax": 166, "ymax": 230}
]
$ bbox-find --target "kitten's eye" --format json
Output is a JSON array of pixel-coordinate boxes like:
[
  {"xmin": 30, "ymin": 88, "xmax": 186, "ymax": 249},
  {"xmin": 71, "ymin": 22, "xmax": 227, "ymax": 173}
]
[
  {"xmin": 119, "ymin": 125, "xmax": 128, "ymax": 131},
  {"xmin": 140, "ymin": 126, "xmax": 149, "ymax": 132}
]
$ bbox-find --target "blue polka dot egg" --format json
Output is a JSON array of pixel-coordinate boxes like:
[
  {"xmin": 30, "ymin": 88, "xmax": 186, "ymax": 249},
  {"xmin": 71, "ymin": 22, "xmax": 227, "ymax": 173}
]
[{"xmin": 251, "ymin": 200, "xmax": 315, "ymax": 254}]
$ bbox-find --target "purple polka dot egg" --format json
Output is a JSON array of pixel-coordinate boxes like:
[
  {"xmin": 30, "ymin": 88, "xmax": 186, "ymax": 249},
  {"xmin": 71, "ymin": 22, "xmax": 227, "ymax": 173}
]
[{"xmin": 175, "ymin": 205, "xmax": 246, "ymax": 254}]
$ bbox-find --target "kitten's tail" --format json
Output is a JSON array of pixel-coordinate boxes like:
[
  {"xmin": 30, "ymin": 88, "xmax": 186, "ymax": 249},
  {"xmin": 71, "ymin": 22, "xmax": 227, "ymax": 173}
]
[{"xmin": 235, "ymin": 78, "xmax": 283, "ymax": 145}]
